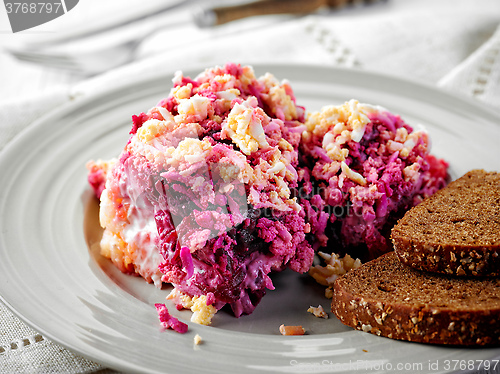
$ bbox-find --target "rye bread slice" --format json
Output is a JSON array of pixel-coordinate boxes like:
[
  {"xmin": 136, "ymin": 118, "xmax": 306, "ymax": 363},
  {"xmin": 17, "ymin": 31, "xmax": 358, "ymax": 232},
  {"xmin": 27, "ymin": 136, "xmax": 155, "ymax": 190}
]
[
  {"xmin": 331, "ymin": 252, "xmax": 500, "ymax": 346},
  {"xmin": 391, "ymin": 169, "xmax": 500, "ymax": 276}
]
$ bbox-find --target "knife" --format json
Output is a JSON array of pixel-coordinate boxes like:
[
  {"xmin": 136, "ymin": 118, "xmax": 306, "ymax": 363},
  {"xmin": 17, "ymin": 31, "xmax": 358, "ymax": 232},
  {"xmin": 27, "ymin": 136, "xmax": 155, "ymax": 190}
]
[{"xmin": 194, "ymin": 0, "xmax": 383, "ymax": 28}]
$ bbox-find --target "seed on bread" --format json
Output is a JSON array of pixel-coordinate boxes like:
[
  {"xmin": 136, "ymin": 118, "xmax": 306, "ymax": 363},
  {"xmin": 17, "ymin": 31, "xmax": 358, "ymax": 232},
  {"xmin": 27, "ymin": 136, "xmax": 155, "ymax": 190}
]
[
  {"xmin": 391, "ymin": 169, "xmax": 500, "ymax": 277},
  {"xmin": 331, "ymin": 252, "xmax": 500, "ymax": 346}
]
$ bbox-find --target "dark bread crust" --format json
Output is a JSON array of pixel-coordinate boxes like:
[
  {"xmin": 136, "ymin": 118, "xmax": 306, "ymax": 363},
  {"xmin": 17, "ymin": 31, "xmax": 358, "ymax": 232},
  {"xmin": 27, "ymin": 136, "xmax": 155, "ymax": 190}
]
[
  {"xmin": 391, "ymin": 169, "xmax": 500, "ymax": 276},
  {"xmin": 331, "ymin": 252, "xmax": 500, "ymax": 346}
]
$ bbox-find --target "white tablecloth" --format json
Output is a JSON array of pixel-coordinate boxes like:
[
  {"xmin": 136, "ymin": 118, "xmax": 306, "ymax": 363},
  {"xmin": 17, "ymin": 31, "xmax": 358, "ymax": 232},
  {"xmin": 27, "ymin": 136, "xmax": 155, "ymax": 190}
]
[{"xmin": 1, "ymin": 0, "xmax": 500, "ymax": 372}]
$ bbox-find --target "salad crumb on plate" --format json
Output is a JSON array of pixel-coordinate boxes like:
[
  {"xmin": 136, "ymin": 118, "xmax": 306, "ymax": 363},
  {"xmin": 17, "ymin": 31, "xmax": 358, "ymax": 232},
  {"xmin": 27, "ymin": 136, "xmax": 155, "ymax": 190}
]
[{"xmin": 279, "ymin": 324, "xmax": 306, "ymax": 336}]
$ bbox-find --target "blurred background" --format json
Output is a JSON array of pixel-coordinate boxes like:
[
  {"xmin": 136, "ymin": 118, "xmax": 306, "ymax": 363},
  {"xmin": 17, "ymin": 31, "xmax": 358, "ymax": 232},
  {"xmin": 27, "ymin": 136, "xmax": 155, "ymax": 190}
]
[
  {"xmin": 0, "ymin": 0, "xmax": 499, "ymax": 372},
  {"xmin": 0, "ymin": 0, "xmax": 499, "ymax": 102}
]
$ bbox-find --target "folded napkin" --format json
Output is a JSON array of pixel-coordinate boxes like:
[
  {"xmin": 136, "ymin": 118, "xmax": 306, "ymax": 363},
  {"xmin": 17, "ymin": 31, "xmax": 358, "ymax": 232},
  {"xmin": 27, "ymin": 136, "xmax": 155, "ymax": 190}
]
[
  {"xmin": 72, "ymin": 1, "xmax": 500, "ymax": 107},
  {"xmin": 0, "ymin": 301, "xmax": 107, "ymax": 373},
  {"xmin": 1, "ymin": 1, "xmax": 500, "ymax": 373},
  {"xmin": 439, "ymin": 23, "xmax": 500, "ymax": 109}
]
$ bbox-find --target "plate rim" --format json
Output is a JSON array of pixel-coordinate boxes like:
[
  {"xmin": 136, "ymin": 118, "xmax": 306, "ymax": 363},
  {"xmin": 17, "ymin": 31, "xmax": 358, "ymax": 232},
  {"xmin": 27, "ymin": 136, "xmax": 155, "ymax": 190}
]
[{"xmin": 1, "ymin": 63, "xmax": 500, "ymax": 373}]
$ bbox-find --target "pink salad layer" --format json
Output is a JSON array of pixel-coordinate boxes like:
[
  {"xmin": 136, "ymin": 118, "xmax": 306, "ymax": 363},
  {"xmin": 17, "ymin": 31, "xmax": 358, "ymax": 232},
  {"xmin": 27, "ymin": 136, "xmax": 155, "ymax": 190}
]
[
  {"xmin": 89, "ymin": 63, "xmax": 314, "ymax": 318},
  {"xmin": 298, "ymin": 101, "xmax": 448, "ymax": 260}
]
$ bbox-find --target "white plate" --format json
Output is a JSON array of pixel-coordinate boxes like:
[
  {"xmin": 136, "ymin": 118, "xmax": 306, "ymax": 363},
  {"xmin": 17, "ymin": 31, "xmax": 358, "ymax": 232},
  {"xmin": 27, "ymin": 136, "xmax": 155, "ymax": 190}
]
[{"xmin": 1, "ymin": 64, "xmax": 499, "ymax": 374}]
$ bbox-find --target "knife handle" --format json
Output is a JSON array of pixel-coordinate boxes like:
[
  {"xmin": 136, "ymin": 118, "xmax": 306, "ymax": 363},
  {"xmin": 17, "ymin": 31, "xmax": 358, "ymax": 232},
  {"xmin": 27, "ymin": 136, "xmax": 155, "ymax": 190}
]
[{"xmin": 195, "ymin": 0, "xmax": 357, "ymax": 27}]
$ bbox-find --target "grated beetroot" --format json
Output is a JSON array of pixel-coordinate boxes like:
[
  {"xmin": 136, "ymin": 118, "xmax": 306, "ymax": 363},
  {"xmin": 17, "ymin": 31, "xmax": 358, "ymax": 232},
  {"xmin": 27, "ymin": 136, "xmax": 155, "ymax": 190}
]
[
  {"xmin": 87, "ymin": 166, "xmax": 106, "ymax": 198},
  {"xmin": 155, "ymin": 303, "xmax": 188, "ymax": 333},
  {"xmin": 130, "ymin": 112, "xmax": 149, "ymax": 135},
  {"xmin": 93, "ymin": 64, "xmax": 314, "ymax": 322},
  {"xmin": 298, "ymin": 102, "xmax": 448, "ymax": 261}
]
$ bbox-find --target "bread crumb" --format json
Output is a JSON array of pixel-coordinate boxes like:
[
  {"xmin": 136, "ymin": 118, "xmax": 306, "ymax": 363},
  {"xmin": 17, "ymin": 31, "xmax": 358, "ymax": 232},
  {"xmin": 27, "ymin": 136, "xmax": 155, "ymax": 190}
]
[
  {"xmin": 307, "ymin": 305, "xmax": 328, "ymax": 319},
  {"xmin": 193, "ymin": 334, "xmax": 203, "ymax": 345},
  {"xmin": 279, "ymin": 324, "xmax": 305, "ymax": 336}
]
